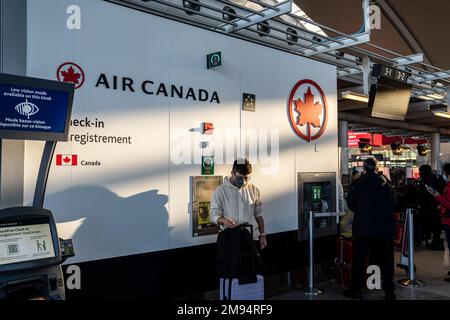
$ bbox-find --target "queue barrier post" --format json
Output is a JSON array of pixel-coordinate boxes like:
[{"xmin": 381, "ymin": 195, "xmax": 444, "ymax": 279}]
[
  {"xmin": 398, "ymin": 208, "xmax": 425, "ymax": 287},
  {"xmin": 305, "ymin": 211, "xmax": 344, "ymax": 296}
]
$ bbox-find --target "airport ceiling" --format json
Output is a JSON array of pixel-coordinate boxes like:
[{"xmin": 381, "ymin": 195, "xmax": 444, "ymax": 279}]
[
  {"xmin": 109, "ymin": 0, "xmax": 450, "ymax": 140},
  {"xmin": 295, "ymin": 0, "xmax": 450, "ymax": 69},
  {"xmin": 295, "ymin": 0, "xmax": 450, "ymax": 139}
]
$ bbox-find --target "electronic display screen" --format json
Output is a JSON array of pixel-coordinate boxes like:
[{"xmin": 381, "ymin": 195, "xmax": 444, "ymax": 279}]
[
  {"xmin": 0, "ymin": 222, "xmax": 56, "ymax": 266},
  {"xmin": 369, "ymin": 79, "xmax": 412, "ymax": 121},
  {"xmin": 0, "ymin": 73, "xmax": 74, "ymax": 141},
  {"xmin": 0, "ymin": 83, "xmax": 69, "ymax": 133}
]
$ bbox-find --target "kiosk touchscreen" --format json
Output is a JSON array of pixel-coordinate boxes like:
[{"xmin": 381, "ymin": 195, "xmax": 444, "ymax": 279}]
[
  {"xmin": 0, "ymin": 207, "xmax": 74, "ymax": 300},
  {"xmin": 0, "ymin": 73, "xmax": 74, "ymax": 142},
  {"xmin": 298, "ymin": 172, "xmax": 337, "ymax": 241},
  {"xmin": 0, "ymin": 219, "xmax": 56, "ymax": 265}
]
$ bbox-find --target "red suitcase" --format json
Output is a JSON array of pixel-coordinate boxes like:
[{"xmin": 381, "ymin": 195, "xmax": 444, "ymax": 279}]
[
  {"xmin": 335, "ymin": 237, "xmax": 372, "ymax": 289},
  {"xmin": 394, "ymin": 212, "xmax": 406, "ymax": 249},
  {"xmin": 335, "ymin": 237, "xmax": 353, "ymax": 288},
  {"xmin": 336, "ymin": 237, "xmax": 353, "ymax": 265}
]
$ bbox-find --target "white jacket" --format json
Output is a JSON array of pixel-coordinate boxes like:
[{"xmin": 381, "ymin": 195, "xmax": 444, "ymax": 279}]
[{"xmin": 210, "ymin": 176, "xmax": 263, "ymax": 238}]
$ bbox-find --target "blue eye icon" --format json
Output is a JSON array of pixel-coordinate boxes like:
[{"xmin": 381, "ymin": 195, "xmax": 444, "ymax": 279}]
[{"xmin": 15, "ymin": 99, "xmax": 39, "ymax": 119}]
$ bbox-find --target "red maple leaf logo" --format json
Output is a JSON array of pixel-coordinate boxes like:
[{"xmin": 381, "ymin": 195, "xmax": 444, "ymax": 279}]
[
  {"xmin": 61, "ymin": 66, "xmax": 81, "ymax": 85},
  {"xmin": 294, "ymin": 86, "xmax": 323, "ymax": 128},
  {"xmin": 63, "ymin": 156, "xmax": 71, "ymax": 163}
]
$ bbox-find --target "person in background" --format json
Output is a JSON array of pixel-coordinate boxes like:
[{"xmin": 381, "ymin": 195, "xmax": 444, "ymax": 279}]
[
  {"xmin": 340, "ymin": 199, "xmax": 354, "ymax": 239},
  {"xmin": 338, "ymin": 179, "xmax": 345, "ymax": 214},
  {"xmin": 352, "ymin": 168, "xmax": 361, "ymax": 182},
  {"xmin": 426, "ymin": 163, "xmax": 450, "ymax": 282},
  {"xmin": 345, "ymin": 158, "xmax": 396, "ymax": 300},
  {"xmin": 340, "ymin": 171, "xmax": 360, "ymax": 238},
  {"xmin": 418, "ymin": 165, "xmax": 443, "ymax": 250},
  {"xmin": 437, "ymin": 169, "xmax": 448, "ymax": 194}
]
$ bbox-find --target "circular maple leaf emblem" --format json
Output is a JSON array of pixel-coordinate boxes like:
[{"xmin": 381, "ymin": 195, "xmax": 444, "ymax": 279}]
[
  {"xmin": 287, "ymin": 79, "xmax": 328, "ymax": 142},
  {"xmin": 57, "ymin": 62, "xmax": 85, "ymax": 89}
]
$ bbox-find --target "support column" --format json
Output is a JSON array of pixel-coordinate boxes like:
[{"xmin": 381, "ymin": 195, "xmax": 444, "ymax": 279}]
[
  {"xmin": 362, "ymin": 56, "xmax": 370, "ymax": 95},
  {"xmin": 431, "ymin": 132, "xmax": 440, "ymax": 174},
  {"xmin": 0, "ymin": 0, "xmax": 27, "ymax": 208},
  {"xmin": 447, "ymin": 85, "xmax": 450, "ymax": 113},
  {"xmin": 339, "ymin": 120, "xmax": 349, "ymax": 179}
]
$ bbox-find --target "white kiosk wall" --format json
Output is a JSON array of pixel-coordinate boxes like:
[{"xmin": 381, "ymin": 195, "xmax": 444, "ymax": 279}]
[{"xmin": 23, "ymin": 0, "xmax": 338, "ymax": 264}]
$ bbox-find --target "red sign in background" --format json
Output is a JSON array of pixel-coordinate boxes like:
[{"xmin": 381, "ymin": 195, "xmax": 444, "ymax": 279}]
[{"xmin": 348, "ymin": 131, "xmax": 427, "ymax": 147}]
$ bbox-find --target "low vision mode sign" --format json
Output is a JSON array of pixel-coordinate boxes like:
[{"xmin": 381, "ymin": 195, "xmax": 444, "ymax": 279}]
[{"xmin": 0, "ymin": 73, "xmax": 74, "ymax": 141}]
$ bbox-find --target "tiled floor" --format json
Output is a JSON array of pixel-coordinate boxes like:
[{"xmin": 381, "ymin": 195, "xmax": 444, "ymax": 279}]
[{"xmin": 270, "ymin": 247, "xmax": 450, "ymax": 300}]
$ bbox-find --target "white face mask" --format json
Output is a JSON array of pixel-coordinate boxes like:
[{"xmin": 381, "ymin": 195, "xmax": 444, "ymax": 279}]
[{"xmin": 444, "ymin": 175, "xmax": 449, "ymax": 182}]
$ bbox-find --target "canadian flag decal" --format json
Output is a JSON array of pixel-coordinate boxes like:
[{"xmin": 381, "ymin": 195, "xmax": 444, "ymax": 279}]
[{"xmin": 56, "ymin": 154, "xmax": 78, "ymax": 166}]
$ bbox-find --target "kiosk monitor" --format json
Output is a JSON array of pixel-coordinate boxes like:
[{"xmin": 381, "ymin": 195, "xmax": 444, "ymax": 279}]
[
  {"xmin": 0, "ymin": 207, "xmax": 61, "ymax": 273},
  {"xmin": 298, "ymin": 172, "xmax": 337, "ymax": 240},
  {"xmin": 0, "ymin": 73, "xmax": 74, "ymax": 141}
]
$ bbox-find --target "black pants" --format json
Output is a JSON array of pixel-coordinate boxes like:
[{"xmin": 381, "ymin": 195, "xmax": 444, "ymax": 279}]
[
  {"xmin": 421, "ymin": 211, "xmax": 442, "ymax": 243},
  {"xmin": 351, "ymin": 238, "xmax": 395, "ymax": 294},
  {"xmin": 431, "ymin": 213, "xmax": 443, "ymax": 243},
  {"xmin": 444, "ymin": 225, "xmax": 450, "ymax": 249}
]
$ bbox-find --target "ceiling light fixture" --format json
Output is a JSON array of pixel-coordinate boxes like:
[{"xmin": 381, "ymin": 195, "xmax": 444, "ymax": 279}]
[
  {"xmin": 417, "ymin": 144, "xmax": 431, "ymax": 156},
  {"xmin": 418, "ymin": 95, "xmax": 436, "ymax": 101},
  {"xmin": 183, "ymin": 0, "xmax": 201, "ymax": 15},
  {"xmin": 433, "ymin": 111, "xmax": 450, "ymax": 119},
  {"xmin": 257, "ymin": 21, "xmax": 270, "ymax": 37},
  {"xmin": 341, "ymin": 91, "xmax": 369, "ymax": 103},
  {"xmin": 286, "ymin": 27, "xmax": 298, "ymax": 44},
  {"xmin": 222, "ymin": 6, "xmax": 236, "ymax": 22}
]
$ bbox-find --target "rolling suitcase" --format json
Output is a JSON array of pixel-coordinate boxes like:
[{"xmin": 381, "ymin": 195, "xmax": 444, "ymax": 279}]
[
  {"xmin": 220, "ymin": 275, "xmax": 264, "ymax": 300},
  {"xmin": 217, "ymin": 223, "xmax": 264, "ymax": 300},
  {"xmin": 335, "ymin": 237, "xmax": 371, "ymax": 289},
  {"xmin": 335, "ymin": 236, "xmax": 353, "ymax": 288}
]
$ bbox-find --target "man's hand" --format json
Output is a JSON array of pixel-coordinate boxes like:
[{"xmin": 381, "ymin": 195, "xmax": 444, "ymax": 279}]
[
  {"xmin": 259, "ymin": 235, "xmax": 267, "ymax": 249},
  {"xmin": 218, "ymin": 216, "xmax": 236, "ymax": 228},
  {"xmin": 426, "ymin": 185, "xmax": 440, "ymax": 197}
]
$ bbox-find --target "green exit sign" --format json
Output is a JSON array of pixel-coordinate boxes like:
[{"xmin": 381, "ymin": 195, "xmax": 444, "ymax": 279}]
[{"xmin": 207, "ymin": 51, "xmax": 221, "ymax": 69}]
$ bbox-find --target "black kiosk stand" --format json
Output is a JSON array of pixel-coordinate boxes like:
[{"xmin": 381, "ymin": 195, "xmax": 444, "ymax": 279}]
[{"xmin": 0, "ymin": 73, "xmax": 75, "ymax": 300}]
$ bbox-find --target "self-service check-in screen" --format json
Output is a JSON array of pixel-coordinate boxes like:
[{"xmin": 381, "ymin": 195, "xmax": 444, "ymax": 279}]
[{"xmin": 0, "ymin": 222, "xmax": 55, "ymax": 266}]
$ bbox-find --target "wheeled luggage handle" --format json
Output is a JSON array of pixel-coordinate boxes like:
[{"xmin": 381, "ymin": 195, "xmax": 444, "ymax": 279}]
[{"xmin": 237, "ymin": 222, "xmax": 253, "ymax": 237}]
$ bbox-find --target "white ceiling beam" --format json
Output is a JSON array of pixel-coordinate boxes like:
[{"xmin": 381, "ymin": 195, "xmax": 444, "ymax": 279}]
[
  {"xmin": 221, "ymin": 0, "xmax": 292, "ymax": 33},
  {"xmin": 304, "ymin": 33, "xmax": 370, "ymax": 57},
  {"xmin": 392, "ymin": 53, "xmax": 423, "ymax": 66},
  {"xmin": 408, "ymin": 71, "xmax": 450, "ymax": 84}
]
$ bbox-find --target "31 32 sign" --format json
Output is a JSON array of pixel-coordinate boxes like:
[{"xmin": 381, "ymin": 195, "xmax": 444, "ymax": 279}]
[{"xmin": 372, "ymin": 64, "xmax": 410, "ymax": 83}]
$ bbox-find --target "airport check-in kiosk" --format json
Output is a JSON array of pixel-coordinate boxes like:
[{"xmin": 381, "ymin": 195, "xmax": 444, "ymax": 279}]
[
  {"xmin": 0, "ymin": 207, "xmax": 74, "ymax": 299},
  {"xmin": 0, "ymin": 73, "xmax": 76, "ymax": 299},
  {"xmin": 298, "ymin": 172, "xmax": 337, "ymax": 240}
]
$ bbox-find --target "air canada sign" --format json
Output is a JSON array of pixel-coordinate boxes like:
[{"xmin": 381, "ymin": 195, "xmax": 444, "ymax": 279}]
[
  {"xmin": 287, "ymin": 79, "xmax": 328, "ymax": 142},
  {"xmin": 95, "ymin": 74, "xmax": 220, "ymax": 104},
  {"xmin": 56, "ymin": 62, "xmax": 220, "ymax": 103}
]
